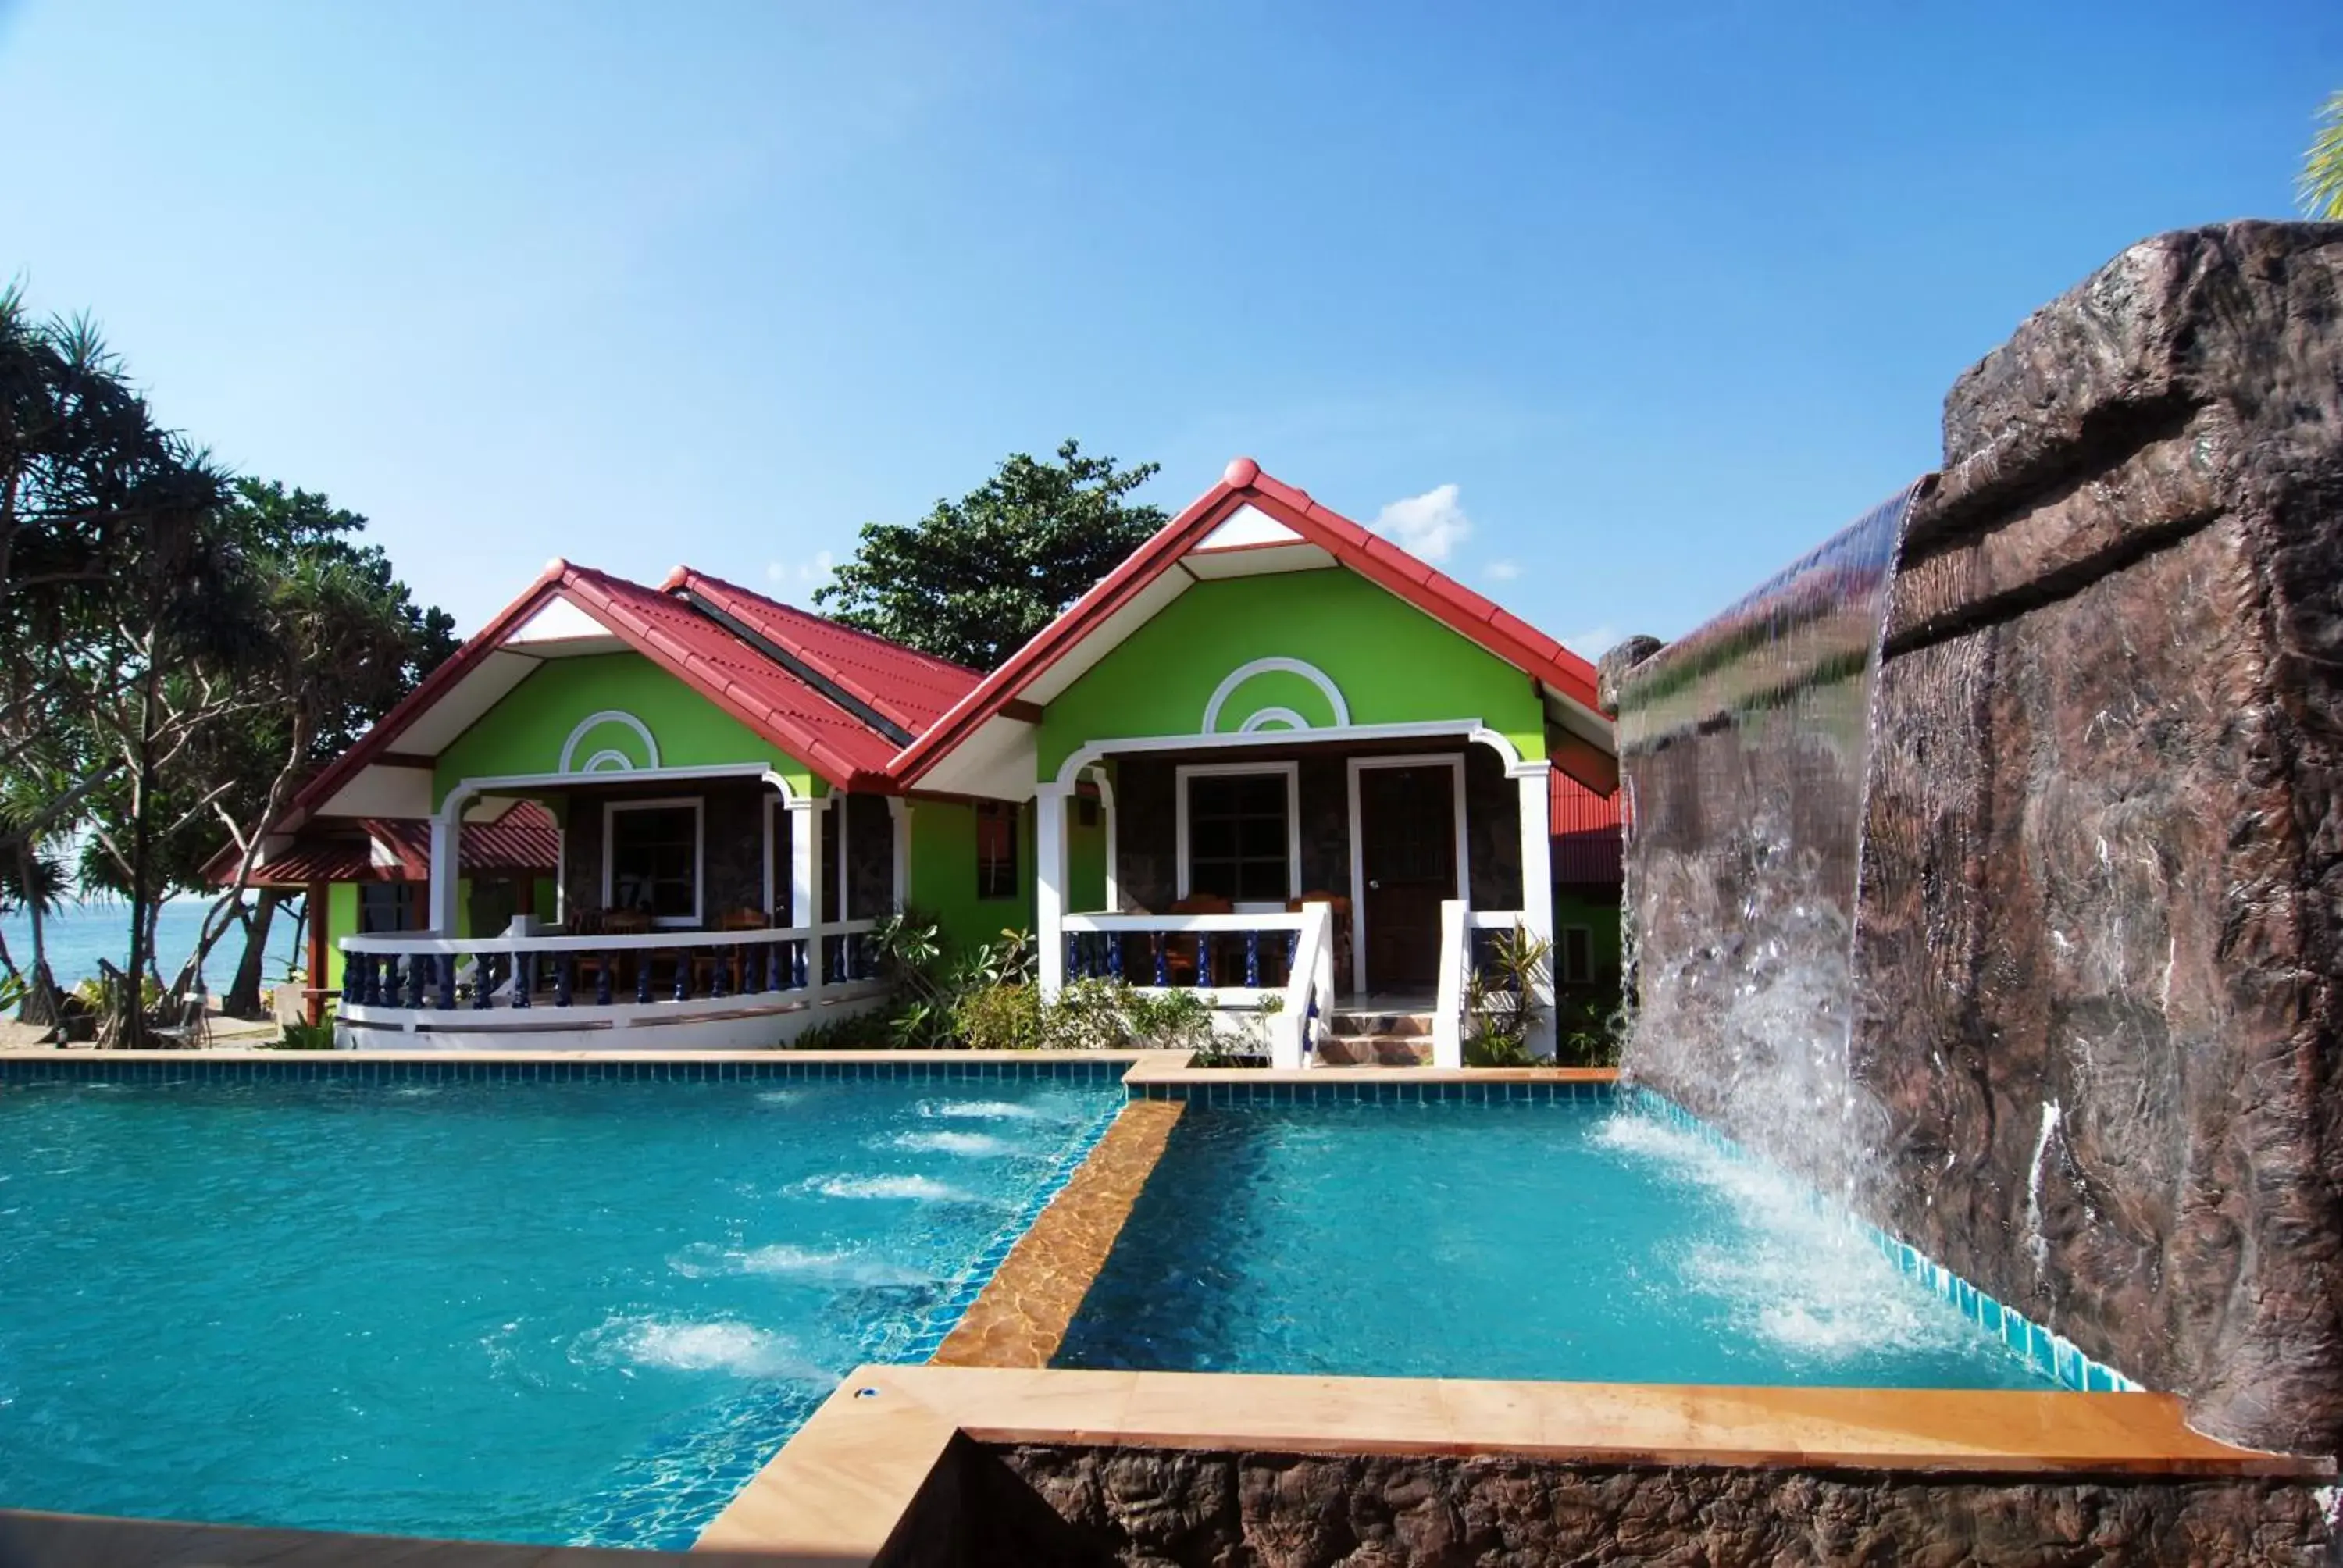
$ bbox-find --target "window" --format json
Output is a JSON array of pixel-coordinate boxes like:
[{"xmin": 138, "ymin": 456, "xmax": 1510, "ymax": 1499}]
[
  {"xmin": 604, "ymin": 800, "xmax": 701, "ymax": 925},
  {"xmin": 1560, "ymin": 925, "xmax": 1594, "ymax": 985},
  {"xmin": 1184, "ymin": 769, "xmax": 1294, "ymax": 903},
  {"xmin": 358, "ymin": 882, "xmax": 417, "ymax": 934},
  {"xmin": 975, "ymin": 802, "xmax": 1018, "ymax": 901}
]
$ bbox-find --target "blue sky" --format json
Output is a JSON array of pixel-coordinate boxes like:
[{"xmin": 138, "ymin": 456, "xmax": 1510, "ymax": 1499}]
[{"xmin": 2, "ymin": 2, "xmax": 2334, "ymax": 655}]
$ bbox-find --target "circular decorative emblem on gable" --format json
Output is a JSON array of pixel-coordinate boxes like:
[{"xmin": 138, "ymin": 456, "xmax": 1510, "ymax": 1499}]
[
  {"xmin": 1200, "ymin": 657, "xmax": 1350, "ymax": 736},
  {"xmin": 558, "ymin": 710, "xmax": 661, "ymax": 774}
]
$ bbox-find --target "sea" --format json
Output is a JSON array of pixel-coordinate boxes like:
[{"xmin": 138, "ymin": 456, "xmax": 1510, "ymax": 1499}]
[{"xmin": 0, "ymin": 897, "xmax": 305, "ymax": 993}]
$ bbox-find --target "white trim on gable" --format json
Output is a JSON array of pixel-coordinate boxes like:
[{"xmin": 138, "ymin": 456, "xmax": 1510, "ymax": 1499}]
[
  {"xmin": 1189, "ymin": 503, "xmax": 1301, "ymax": 551},
  {"xmin": 559, "ymin": 710, "xmax": 662, "ymax": 774},
  {"xmin": 1200, "ymin": 657, "xmax": 1350, "ymax": 735}
]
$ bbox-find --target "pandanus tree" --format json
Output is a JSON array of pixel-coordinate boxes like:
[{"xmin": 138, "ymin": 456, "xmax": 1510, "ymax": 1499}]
[
  {"xmin": 1, "ymin": 287, "xmax": 455, "ymax": 1041},
  {"xmin": 2304, "ymin": 90, "xmax": 2343, "ymax": 220}
]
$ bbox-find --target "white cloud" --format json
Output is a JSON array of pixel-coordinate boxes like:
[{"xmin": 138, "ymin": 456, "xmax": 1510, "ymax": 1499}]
[
  {"xmin": 1485, "ymin": 559, "xmax": 1521, "ymax": 583},
  {"xmin": 1561, "ymin": 624, "xmax": 1621, "ymax": 660},
  {"xmin": 1371, "ymin": 483, "xmax": 1471, "ymax": 563},
  {"xmin": 765, "ymin": 548, "xmax": 835, "ymax": 605}
]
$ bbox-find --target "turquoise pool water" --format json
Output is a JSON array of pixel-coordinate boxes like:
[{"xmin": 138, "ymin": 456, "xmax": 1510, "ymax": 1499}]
[
  {"xmin": 0, "ymin": 1066, "xmax": 1120, "ymax": 1547},
  {"xmin": 1057, "ymin": 1098, "xmax": 2053, "ymax": 1390}
]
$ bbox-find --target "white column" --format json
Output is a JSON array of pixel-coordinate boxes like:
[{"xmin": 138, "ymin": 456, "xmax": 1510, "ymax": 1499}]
[
  {"xmin": 1089, "ymin": 765, "xmax": 1118, "ymax": 912},
  {"xmin": 427, "ymin": 796, "xmax": 465, "ymax": 934},
  {"xmin": 789, "ymin": 796, "xmax": 827, "ymax": 1003},
  {"xmin": 887, "ymin": 796, "xmax": 910, "ymax": 911},
  {"xmin": 1515, "ymin": 763, "xmax": 1557, "ymax": 1060},
  {"xmin": 1036, "ymin": 784, "xmax": 1069, "ymax": 999}
]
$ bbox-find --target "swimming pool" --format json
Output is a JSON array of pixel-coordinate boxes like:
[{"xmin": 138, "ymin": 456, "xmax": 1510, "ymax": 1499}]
[
  {"xmin": 0, "ymin": 1061, "xmax": 1122, "ymax": 1548},
  {"xmin": 1056, "ymin": 1095, "xmax": 2055, "ymax": 1391}
]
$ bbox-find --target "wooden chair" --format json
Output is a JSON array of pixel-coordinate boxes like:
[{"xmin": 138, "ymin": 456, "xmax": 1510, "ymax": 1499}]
[
  {"xmin": 1163, "ymin": 893, "xmax": 1233, "ymax": 987},
  {"xmin": 576, "ymin": 907, "xmax": 651, "ymax": 999},
  {"xmin": 692, "ymin": 907, "xmax": 771, "ymax": 995},
  {"xmin": 1288, "ymin": 890, "xmax": 1353, "ymax": 991}
]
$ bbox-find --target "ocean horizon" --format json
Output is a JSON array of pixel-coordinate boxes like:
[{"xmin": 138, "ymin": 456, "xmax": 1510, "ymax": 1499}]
[{"xmin": 2, "ymin": 897, "xmax": 305, "ymax": 994}]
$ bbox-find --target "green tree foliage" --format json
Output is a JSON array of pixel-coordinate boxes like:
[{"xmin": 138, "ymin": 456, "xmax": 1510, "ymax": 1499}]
[
  {"xmin": 2304, "ymin": 90, "xmax": 2343, "ymax": 220},
  {"xmin": 814, "ymin": 440, "xmax": 1166, "ymax": 670},
  {"xmin": 0, "ymin": 286, "xmax": 454, "ymax": 1038}
]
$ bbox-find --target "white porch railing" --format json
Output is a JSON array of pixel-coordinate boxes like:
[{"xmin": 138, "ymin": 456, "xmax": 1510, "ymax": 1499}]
[
  {"xmin": 1060, "ymin": 906, "xmax": 1336, "ymax": 1067},
  {"xmin": 338, "ymin": 919, "xmax": 882, "ymax": 1025},
  {"xmin": 1433, "ymin": 904, "xmax": 1542, "ymax": 1067}
]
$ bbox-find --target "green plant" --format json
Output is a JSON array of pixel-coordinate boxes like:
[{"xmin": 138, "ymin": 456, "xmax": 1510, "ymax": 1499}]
[
  {"xmin": 1129, "ymin": 987, "xmax": 1218, "ymax": 1055},
  {"xmin": 1462, "ymin": 924, "xmax": 1553, "ymax": 1067},
  {"xmin": 788, "ymin": 1005, "xmax": 905, "ymax": 1050},
  {"xmin": 952, "ymin": 982, "xmax": 1044, "ymax": 1052},
  {"xmin": 269, "ymin": 1018, "xmax": 337, "ymax": 1050}
]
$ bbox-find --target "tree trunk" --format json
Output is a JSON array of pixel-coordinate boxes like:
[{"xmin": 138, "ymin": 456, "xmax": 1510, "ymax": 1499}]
[
  {"xmin": 223, "ymin": 889, "xmax": 282, "ymax": 1018},
  {"xmin": 12, "ymin": 841, "xmax": 62, "ymax": 1034},
  {"xmin": 120, "ymin": 660, "xmax": 158, "ymax": 1049}
]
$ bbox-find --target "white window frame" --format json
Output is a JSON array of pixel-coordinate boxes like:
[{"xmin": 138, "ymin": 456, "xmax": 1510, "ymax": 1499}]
[
  {"xmin": 1560, "ymin": 923, "xmax": 1595, "ymax": 985},
  {"xmin": 1346, "ymin": 753, "xmax": 1471, "ymax": 994},
  {"xmin": 1175, "ymin": 761, "xmax": 1301, "ymax": 911},
  {"xmin": 601, "ymin": 796, "xmax": 705, "ymax": 928}
]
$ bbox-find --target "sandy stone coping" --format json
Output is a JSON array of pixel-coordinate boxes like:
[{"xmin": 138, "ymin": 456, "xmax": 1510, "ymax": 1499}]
[
  {"xmin": 696, "ymin": 1363, "xmax": 2326, "ymax": 1560},
  {"xmin": 1122, "ymin": 1053, "xmax": 1624, "ymax": 1087},
  {"xmin": 0, "ymin": 1506, "xmax": 791, "ymax": 1566},
  {"xmin": 933, "ymin": 1099, "xmax": 1186, "ymax": 1368},
  {"xmin": 0, "ymin": 1046, "xmax": 1159, "ymax": 1064}
]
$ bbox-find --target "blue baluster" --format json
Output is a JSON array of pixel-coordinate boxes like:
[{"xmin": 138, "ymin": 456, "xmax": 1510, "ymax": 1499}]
[
  {"xmin": 389, "ymin": 956, "xmax": 409, "ymax": 1009},
  {"xmin": 342, "ymin": 954, "xmax": 361, "ymax": 1009},
  {"xmin": 1192, "ymin": 933, "xmax": 1210, "ymax": 989},
  {"xmin": 1246, "ymin": 930, "xmax": 1261, "ymax": 989},
  {"xmin": 555, "ymin": 954, "xmax": 573, "ymax": 1007},
  {"xmin": 436, "ymin": 953, "xmax": 455, "ymax": 1010},
  {"xmin": 763, "ymin": 942, "xmax": 780, "ymax": 992},
  {"xmin": 473, "ymin": 953, "xmax": 494, "ymax": 1009},
  {"xmin": 635, "ymin": 951, "xmax": 653, "ymax": 1005},
  {"xmin": 673, "ymin": 950, "xmax": 690, "ymax": 1003},
  {"xmin": 594, "ymin": 953, "xmax": 612, "ymax": 1007},
  {"xmin": 512, "ymin": 953, "xmax": 531, "ymax": 1009},
  {"xmin": 1153, "ymin": 933, "xmax": 1168, "ymax": 987},
  {"xmin": 711, "ymin": 943, "xmax": 729, "ymax": 999}
]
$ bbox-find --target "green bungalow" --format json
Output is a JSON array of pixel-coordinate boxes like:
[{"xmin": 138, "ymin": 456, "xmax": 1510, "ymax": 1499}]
[{"xmin": 253, "ymin": 459, "xmax": 1621, "ymax": 1062}]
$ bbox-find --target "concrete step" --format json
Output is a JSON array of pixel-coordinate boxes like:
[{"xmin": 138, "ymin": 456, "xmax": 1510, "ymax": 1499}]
[
  {"xmin": 1314, "ymin": 1035, "xmax": 1435, "ymax": 1067},
  {"xmin": 1328, "ymin": 1010, "xmax": 1435, "ymax": 1039}
]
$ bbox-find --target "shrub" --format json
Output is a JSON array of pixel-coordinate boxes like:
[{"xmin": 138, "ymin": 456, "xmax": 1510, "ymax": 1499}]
[
  {"xmin": 270, "ymin": 1019, "xmax": 337, "ymax": 1051},
  {"xmin": 952, "ymin": 982, "xmax": 1044, "ymax": 1052}
]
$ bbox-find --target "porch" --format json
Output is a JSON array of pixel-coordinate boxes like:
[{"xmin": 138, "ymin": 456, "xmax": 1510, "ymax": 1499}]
[
  {"xmin": 1035, "ymin": 729, "xmax": 1560, "ymax": 1067},
  {"xmin": 337, "ymin": 767, "xmax": 900, "ymax": 1050}
]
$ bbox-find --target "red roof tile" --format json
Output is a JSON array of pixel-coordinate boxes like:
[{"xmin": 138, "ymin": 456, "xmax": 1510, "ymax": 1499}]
[
  {"xmin": 1550, "ymin": 772, "xmax": 1624, "ymax": 886},
  {"xmin": 294, "ymin": 558, "xmax": 954, "ymax": 812},
  {"xmin": 662, "ymin": 568, "xmax": 981, "ymax": 733},
  {"xmin": 892, "ymin": 458, "xmax": 1606, "ymax": 785},
  {"xmin": 214, "ymin": 802, "xmax": 562, "ymax": 887},
  {"xmin": 558, "ymin": 566, "xmax": 906, "ymax": 787}
]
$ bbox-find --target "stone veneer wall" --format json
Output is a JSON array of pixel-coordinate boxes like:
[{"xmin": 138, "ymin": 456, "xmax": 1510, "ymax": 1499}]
[
  {"xmin": 1842, "ymin": 223, "xmax": 2343, "ymax": 1457},
  {"xmin": 1613, "ymin": 222, "xmax": 2343, "ymax": 1457},
  {"xmin": 872, "ymin": 1442, "xmax": 2335, "ymax": 1567}
]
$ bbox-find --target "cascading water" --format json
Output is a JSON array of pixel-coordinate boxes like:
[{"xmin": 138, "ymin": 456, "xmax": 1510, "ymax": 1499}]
[{"xmin": 1612, "ymin": 483, "xmax": 1921, "ymax": 1214}]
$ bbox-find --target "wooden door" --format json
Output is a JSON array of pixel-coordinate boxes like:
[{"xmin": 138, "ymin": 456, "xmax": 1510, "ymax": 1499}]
[{"xmin": 1357, "ymin": 764, "xmax": 1457, "ymax": 992}]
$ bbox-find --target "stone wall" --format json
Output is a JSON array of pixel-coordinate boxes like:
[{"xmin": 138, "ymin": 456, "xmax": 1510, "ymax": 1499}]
[
  {"xmin": 888, "ymin": 1443, "xmax": 2334, "ymax": 1567},
  {"xmin": 1611, "ymin": 223, "xmax": 2343, "ymax": 1457},
  {"xmin": 1848, "ymin": 222, "xmax": 2343, "ymax": 1456}
]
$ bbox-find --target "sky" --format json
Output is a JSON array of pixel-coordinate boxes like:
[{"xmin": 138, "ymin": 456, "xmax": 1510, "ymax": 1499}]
[{"xmin": 2, "ymin": 2, "xmax": 2335, "ymax": 658}]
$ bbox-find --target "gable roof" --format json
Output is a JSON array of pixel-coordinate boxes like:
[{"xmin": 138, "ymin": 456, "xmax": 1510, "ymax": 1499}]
[
  {"xmin": 890, "ymin": 458, "xmax": 1605, "ymax": 786},
  {"xmin": 294, "ymin": 560, "xmax": 964, "ymax": 814},
  {"xmin": 207, "ymin": 801, "xmax": 562, "ymax": 888},
  {"xmin": 660, "ymin": 568, "xmax": 981, "ymax": 736}
]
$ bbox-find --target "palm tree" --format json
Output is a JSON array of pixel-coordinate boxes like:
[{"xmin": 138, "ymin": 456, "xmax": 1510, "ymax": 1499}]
[{"xmin": 2303, "ymin": 91, "xmax": 2343, "ymax": 220}]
